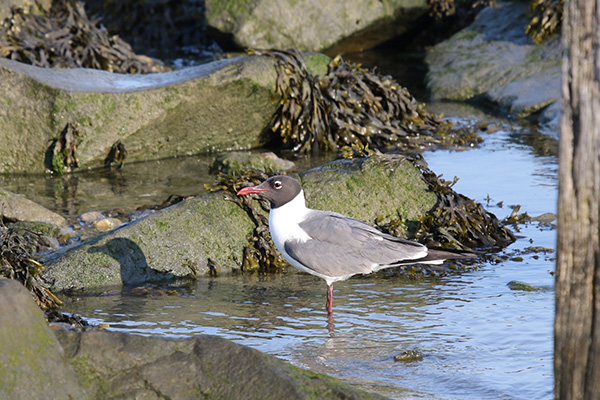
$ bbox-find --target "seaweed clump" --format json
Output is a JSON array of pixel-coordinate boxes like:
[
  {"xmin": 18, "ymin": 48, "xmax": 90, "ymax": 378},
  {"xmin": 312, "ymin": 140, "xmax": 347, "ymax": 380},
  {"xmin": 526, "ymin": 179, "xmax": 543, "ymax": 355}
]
[
  {"xmin": 254, "ymin": 49, "xmax": 481, "ymax": 156},
  {"xmin": 44, "ymin": 122, "xmax": 82, "ymax": 174},
  {"xmin": 526, "ymin": 0, "xmax": 563, "ymax": 43},
  {"xmin": 428, "ymin": 0, "xmax": 492, "ymax": 21},
  {"xmin": 205, "ymin": 169, "xmax": 288, "ymax": 274},
  {"xmin": 0, "ymin": 0, "xmax": 167, "ymax": 73},
  {"xmin": 412, "ymin": 156, "xmax": 516, "ymax": 250},
  {"xmin": 0, "ymin": 227, "xmax": 62, "ymax": 312}
]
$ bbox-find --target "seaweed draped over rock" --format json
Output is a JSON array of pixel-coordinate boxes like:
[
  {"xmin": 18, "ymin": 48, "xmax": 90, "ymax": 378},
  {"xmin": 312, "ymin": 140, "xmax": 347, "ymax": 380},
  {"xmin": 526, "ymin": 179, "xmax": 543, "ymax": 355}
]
[
  {"xmin": 0, "ymin": 0, "xmax": 166, "ymax": 73},
  {"xmin": 206, "ymin": 169, "xmax": 287, "ymax": 274},
  {"xmin": 254, "ymin": 49, "xmax": 482, "ymax": 155},
  {"xmin": 0, "ymin": 227, "xmax": 62, "ymax": 311},
  {"xmin": 411, "ymin": 156, "xmax": 516, "ymax": 250},
  {"xmin": 207, "ymin": 156, "xmax": 515, "ymax": 275},
  {"xmin": 526, "ymin": 0, "xmax": 563, "ymax": 43}
]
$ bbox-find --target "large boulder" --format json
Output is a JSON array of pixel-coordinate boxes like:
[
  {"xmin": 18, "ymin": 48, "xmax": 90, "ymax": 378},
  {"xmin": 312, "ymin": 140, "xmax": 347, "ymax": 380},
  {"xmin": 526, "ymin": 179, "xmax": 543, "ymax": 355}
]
[
  {"xmin": 0, "ymin": 278, "xmax": 386, "ymax": 399},
  {"xmin": 55, "ymin": 329, "xmax": 387, "ymax": 400},
  {"xmin": 0, "ymin": 278, "xmax": 87, "ymax": 400},
  {"xmin": 425, "ymin": 1, "xmax": 561, "ymax": 132},
  {"xmin": 205, "ymin": 0, "xmax": 429, "ymax": 55},
  {"xmin": 44, "ymin": 155, "xmax": 437, "ymax": 291},
  {"xmin": 0, "ymin": 53, "xmax": 329, "ymax": 174}
]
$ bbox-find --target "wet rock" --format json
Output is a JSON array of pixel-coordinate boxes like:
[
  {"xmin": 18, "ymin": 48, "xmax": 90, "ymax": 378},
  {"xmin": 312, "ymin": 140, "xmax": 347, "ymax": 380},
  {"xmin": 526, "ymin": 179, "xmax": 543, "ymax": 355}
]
[
  {"xmin": 0, "ymin": 278, "xmax": 386, "ymax": 399},
  {"xmin": 507, "ymin": 280, "xmax": 548, "ymax": 292},
  {"xmin": 55, "ymin": 329, "xmax": 387, "ymax": 400},
  {"xmin": 211, "ymin": 151, "xmax": 295, "ymax": 175},
  {"xmin": 0, "ymin": 53, "xmax": 329, "ymax": 174},
  {"xmin": 425, "ymin": 1, "xmax": 561, "ymax": 133},
  {"xmin": 394, "ymin": 349, "xmax": 424, "ymax": 362},
  {"xmin": 93, "ymin": 217, "xmax": 121, "ymax": 232},
  {"xmin": 80, "ymin": 210, "xmax": 104, "ymax": 224},
  {"xmin": 43, "ymin": 154, "xmax": 437, "ymax": 291},
  {"xmin": 205, "ymin": 0, "xmax": 429, "ymax": 55},
  {"xmin": 0, "ymin": 278, "xmax": 87, "ymax": 399},
  {"xmin": 0, "ymin": 187, "xmax": 67, "ymax": 226},
  {"xmin": 531, "ymin": 212, "xmax": 556, "ymax": 224}
]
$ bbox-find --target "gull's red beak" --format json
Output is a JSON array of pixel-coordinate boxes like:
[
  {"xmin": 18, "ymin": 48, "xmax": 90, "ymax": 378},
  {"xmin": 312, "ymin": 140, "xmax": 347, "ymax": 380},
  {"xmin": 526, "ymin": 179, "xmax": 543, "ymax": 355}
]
[{"xmin": 236, "ymin": 185, "xmax": 268, "ymax": 196}]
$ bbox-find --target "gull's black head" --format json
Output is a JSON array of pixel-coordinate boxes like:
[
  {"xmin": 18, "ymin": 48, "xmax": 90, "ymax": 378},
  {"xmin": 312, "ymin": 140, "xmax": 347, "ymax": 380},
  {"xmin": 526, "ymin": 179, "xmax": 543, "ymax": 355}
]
[{"xmin": 236, "ymin": 175, "xmax": 302, "ymax": 208}]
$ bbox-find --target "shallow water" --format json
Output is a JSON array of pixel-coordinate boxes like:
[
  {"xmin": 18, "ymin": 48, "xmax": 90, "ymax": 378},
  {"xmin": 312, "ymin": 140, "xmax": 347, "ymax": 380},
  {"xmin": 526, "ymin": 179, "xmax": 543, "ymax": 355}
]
[{"xmin": 55, "ymin": 117, "xmax": 557, "ymax": 399}]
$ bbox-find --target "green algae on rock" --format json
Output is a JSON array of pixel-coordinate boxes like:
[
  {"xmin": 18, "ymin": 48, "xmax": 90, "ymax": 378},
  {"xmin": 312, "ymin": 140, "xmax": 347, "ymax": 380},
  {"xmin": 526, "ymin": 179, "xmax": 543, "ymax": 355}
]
[
  {"xmin": 0, "ymin": 278, "xmax": 87, "ymax": 400},
  {"xmin": 0, "ymin": 53, "xmax": 328, "ymax": 174},
  {"xmin": 208, "ymin": 153, "xmax": 509, "ymax": 276}
]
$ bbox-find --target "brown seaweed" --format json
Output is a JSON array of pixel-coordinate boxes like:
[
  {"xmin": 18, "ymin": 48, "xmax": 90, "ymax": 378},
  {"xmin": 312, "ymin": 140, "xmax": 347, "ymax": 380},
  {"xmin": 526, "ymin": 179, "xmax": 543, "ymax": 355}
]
[
  {"xmin": 45, "ymin": 122, "xmax": 82, "ymax": 174},
  {"xmin": 206, "ymin": 169, "xmax": 288, "ymax": 273},
  {"xmin": 411, "ymin": 155, "xmax": 516, "ymax": 250},
  {"xmin": 0, "ymin": 0, "xmax": 167, "ymax": 73},
  {"xmin": 0, "ymin": 227, "xmax": 62, "ymax": 311},
  {"xmin": 253, "ymin": 49, "xmax": 481, "ymax": 156},
  {"xmin": 526, "ymin": 0, "xmax": 563, "ymax": 43},
  {"xmin": 104, "ymin": 140, "xmax": 127, "ymax": 169}
]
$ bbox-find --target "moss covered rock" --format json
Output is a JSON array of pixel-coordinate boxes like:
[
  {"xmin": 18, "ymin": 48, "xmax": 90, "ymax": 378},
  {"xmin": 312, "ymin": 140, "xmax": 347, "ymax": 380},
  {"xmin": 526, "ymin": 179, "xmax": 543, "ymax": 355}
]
[
  {"xmin": 0, "ymin": 53, "xmax": 329, "ymax": 173},
  {"xmin": 44, "ymin": 154, "xmax": 437, "ymax": 291},
  {"xmin": 55, "ymin": 329, "xmax": 388, "ymax": 400},
  {"xmin": 0, "ymin": 278, "xmax": 87, "ymax": 399},
  {"xmin": 0, "ymin": 278, "xmax": 387, "ymax": 399}
]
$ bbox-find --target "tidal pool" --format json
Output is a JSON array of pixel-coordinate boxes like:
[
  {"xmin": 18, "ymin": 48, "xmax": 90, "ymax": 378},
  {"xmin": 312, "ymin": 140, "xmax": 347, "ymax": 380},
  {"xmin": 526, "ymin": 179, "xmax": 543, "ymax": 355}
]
[{"xmin": 57, "ymin": 118, "xmax": 556, "ymax": 399}]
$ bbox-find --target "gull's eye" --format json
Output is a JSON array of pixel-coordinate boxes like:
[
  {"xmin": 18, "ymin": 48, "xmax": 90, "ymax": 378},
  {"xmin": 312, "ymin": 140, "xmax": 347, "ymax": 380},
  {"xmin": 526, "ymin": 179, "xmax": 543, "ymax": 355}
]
[{"xmin": 273, "ymin": 180, "xmax": 283, "ymax": 190}]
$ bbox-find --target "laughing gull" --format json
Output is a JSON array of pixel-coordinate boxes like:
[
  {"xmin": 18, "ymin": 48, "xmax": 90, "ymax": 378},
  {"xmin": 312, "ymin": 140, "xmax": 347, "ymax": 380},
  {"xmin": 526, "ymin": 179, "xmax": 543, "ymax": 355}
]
[{"xmin": 237, "ymin": 175, "xmax": 472, "ymax": 317}]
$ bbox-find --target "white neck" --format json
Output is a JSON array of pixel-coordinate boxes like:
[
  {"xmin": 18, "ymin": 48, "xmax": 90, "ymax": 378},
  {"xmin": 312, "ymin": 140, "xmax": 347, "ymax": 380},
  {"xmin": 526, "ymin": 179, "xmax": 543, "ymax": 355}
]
[
  {"xmin": 270, "ymin": 190, "xmax": 308, "ymax": 219},
  {"xmin": 269, "ymin": 190, "xmax": 311, "ymax": 245}
]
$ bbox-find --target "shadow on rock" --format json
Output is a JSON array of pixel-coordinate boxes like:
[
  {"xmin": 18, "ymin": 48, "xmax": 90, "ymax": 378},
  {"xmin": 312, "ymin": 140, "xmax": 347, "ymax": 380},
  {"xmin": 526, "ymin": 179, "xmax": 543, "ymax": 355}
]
[{"xmin": 88, "ymin": 238, "xmax": 178, "ymax": 286}]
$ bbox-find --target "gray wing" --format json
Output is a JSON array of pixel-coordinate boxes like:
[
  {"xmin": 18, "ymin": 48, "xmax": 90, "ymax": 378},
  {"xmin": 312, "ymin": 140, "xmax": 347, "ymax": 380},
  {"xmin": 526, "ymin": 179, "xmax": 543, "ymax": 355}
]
[{"xmin": 284, "ymin": 211, "xmax": 427, "ymax": 279}]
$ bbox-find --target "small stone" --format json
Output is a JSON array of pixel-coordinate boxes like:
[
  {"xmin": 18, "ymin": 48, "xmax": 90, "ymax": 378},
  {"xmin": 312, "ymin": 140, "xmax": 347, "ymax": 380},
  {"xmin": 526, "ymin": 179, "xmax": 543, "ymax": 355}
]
[
  {"xmin": 507, "ymin": 280, "xmax": 547, "ymax": 292},
  {"xmin": 394, "ymin": 350, "xmax": 424, "ymax": 362},
  {"xmin": 80, "ymin": 211, "xmax": 105, "ymax": 224},
  {"xmin": 94, "ymin": 218, "xmax": 121, "ymax": 232}
]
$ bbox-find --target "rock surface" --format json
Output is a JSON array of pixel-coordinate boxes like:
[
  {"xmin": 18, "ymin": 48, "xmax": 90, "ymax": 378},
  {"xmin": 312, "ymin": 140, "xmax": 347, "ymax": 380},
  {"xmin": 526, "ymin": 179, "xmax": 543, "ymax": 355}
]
[
  {"xmin": 425, "ymin": 1, "xmax": 561, "ymax": 132},
  {"xmin": 44, "ymin": 155, "xmax": 436, "ymax": 291},
  {"xmin": 0, "ymin": 53, "xmax": 329, "ymax": 173},
  {"xmin": 0, "ymin": 278, "xmax": 387, "ymax": 399},
  {"xmin": 55, "ymin": 329, "xmax": 387, "ymax": 400},
  {"xmin": 0, "ymin": 278, "xmax": 87, "ymax": 400},
  {"xmin": 0, "ymin": 187, "xmax": 67, "ymax": 226},
  {"xmin": 205, "ymin": 0, "xmax": 429, "ymax": 55}
]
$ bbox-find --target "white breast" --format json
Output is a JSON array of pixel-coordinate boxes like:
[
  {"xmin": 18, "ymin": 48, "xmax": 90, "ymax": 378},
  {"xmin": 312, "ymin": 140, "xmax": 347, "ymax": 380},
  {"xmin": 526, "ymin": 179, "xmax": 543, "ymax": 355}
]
[{"xmin": 268, "ymin": 190, "xmax": 311, "ymax": 257}]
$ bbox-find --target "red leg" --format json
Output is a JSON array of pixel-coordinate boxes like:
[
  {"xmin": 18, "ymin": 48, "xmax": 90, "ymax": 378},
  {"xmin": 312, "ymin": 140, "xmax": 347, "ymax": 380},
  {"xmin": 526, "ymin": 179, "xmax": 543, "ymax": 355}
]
[
  {"xmin": 326, "ymin": 284, "xmax": 333, "ymax": 316},
  {"xmin": 326, "ymin": 284, "xmax": 334, "ymax": 335}
]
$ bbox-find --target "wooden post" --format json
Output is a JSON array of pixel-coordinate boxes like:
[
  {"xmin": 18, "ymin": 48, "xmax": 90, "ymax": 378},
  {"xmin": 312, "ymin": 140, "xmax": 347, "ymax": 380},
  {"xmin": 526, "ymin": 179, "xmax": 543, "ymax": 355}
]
[{"xmin": 555, "ymin": 0, "xmax": 600, "ymax": 397}]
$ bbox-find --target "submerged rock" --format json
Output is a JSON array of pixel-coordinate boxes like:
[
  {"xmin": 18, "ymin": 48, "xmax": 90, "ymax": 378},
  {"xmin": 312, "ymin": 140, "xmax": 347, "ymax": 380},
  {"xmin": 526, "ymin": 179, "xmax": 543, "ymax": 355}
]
[
  {"xmin": 425, "ymin": 1, "xmax": 561, "ymax": 132},
  {"xmin": 55, "ymin": 329, "xmax": 388, "ymax": 400},
  {"xmin": 0, "ymin": 278, "xmax": 387, "ymax": 399},
  {"xmin": 0, "ymin": 278, "xmax": 86, "ymax": 399}
]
